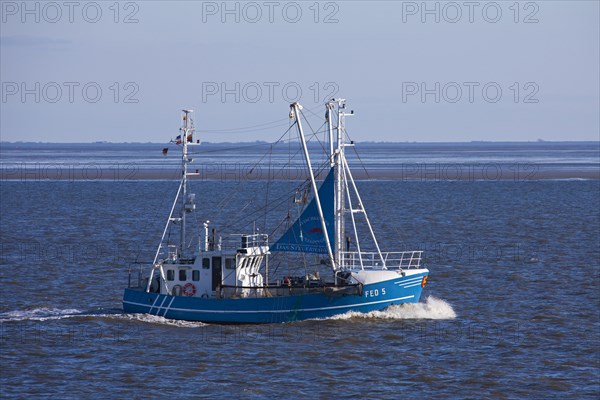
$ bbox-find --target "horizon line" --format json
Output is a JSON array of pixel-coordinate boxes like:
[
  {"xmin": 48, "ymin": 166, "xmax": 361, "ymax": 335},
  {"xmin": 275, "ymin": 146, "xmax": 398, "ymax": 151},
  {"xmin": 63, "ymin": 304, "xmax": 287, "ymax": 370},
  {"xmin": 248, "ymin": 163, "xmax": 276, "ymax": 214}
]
[{"xmin": 2, "ymin": 140, "xmax": 599, "ymax": 145}]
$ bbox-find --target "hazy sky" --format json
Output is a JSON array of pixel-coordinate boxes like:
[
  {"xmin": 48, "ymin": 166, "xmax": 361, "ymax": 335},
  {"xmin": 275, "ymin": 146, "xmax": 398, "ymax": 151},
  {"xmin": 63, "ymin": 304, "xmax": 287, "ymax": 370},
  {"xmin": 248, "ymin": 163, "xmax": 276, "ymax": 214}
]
[{"xmin": 1, "ymin": 1, "xmax": 599, "ymax": 142}]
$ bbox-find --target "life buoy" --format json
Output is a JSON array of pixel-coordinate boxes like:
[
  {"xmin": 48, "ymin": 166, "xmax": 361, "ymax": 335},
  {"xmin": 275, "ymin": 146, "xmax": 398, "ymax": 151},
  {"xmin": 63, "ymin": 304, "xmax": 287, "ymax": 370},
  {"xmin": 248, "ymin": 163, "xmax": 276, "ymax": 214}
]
[
  {"xmin": 183, "ymin": 282, "xmax": 196, "ymax": 297},
  {"xmin": 421, "ymin": 276, "xmax": 428, "ymax": 288}
]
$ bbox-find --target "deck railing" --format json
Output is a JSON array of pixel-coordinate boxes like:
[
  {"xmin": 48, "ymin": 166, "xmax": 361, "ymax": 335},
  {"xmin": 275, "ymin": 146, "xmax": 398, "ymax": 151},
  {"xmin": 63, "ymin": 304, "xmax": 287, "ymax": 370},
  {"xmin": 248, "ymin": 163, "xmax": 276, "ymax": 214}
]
[
  {"xmin": 340, "ymin": 250, "xmax": 423, "ymax": 270},
  {"xmin": 209, "ymin": 233, "xmax": 269, "ymax": 252},
  {"xmin": 155, "ymin": 244, "xmax": 179, "ymax": 263}
]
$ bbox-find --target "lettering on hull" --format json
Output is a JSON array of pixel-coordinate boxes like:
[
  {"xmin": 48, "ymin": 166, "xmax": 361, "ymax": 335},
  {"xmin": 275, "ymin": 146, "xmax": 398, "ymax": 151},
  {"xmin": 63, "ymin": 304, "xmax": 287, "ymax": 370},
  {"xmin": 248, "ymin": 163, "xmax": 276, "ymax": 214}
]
[{"xmin": 364, "ymin": 287, "xmax": 386, "ymax": 298}]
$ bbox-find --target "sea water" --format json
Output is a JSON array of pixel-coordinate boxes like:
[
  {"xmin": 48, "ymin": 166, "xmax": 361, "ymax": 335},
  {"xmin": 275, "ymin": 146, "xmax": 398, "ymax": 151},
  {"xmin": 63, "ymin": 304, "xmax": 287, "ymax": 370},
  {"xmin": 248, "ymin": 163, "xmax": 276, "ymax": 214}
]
[{"xmin": 0, "ymin": 142, "xmax": 598, "ymax": 398}]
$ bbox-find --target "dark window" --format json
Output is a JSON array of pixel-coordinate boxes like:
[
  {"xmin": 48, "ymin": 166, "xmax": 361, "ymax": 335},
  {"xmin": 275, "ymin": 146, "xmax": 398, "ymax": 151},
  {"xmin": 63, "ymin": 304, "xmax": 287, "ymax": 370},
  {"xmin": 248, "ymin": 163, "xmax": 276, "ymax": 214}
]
[
  {"xmin": 179, "ymin": 270, "xmax": 187, "ymax": 281},
  {"xmin": 192, "ymin": 270, "xmax": 200, "ymax": 281},
  {"xmin": 225, "ymin": 258, "xmax": 236, "ymax": 269},
  {"xmin": 202, "ymin": 258, "xmax": 210, "ymax": 269},
  {"xmin": 166, "ymin": 269, "xmax": 174, "ymax": 281}
]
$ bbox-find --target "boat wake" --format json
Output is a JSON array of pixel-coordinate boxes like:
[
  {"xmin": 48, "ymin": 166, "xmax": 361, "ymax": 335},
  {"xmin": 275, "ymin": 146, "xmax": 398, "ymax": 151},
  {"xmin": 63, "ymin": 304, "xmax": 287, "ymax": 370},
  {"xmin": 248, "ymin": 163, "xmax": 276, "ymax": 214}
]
[
  {"xmin": 328, "ymin": 296, "xmax": 456, "ymax": 321},
  {"xmin": 110, "ymin": 313, "xmax": 207, "ymax": 328},
  {"xmin": 0, "ymin": 308, "xmax": 90, "ymax": 322},
  {"xmin": 1, "ymin": 297, "xmax": 454, "ymax": 325},
  {"xmin": 0, "ymin": 308, "xmax": 206, "ymax": 327}
]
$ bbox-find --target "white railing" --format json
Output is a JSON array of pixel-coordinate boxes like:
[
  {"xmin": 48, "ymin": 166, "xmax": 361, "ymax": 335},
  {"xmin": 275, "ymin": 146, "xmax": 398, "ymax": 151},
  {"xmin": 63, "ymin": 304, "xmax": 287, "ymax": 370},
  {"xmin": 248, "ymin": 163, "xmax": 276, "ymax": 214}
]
[
  {"xmin": 214, "ymin": 234, "xmax": 269, "ymax": 252},
  {"xmin": 156, "ymin": 244, "xmax": 179, "ymax": 263},
  {"xmin": 340, "ymin": 250, "xmax": 423, "ymax": 270}
]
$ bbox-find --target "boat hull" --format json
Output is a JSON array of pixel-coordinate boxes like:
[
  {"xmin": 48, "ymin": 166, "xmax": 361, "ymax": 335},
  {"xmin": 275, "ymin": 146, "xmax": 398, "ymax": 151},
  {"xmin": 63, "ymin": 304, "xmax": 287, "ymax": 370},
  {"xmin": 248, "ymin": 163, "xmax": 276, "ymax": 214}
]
[{"xmin": 123, "ymin": 271, "xmax": 428, "ymax": 323}]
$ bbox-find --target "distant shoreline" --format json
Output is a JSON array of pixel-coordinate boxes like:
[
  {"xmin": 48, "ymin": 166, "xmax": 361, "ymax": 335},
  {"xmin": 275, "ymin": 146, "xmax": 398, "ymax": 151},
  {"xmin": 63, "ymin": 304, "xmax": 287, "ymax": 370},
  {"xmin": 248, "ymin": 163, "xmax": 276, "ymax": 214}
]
[
  {"xmin": 2, "ymin": 141, "xmax": 597, "ymax": 181},
  {"xmin": 2, "ymin": 140, "xmax": 599, "ymax": 145}
]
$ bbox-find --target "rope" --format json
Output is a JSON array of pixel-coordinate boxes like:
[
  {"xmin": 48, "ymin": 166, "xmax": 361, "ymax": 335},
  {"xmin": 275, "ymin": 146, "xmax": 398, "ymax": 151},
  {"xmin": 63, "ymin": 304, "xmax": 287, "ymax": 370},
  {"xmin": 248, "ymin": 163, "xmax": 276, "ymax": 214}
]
[{"xmin": 199, "ymin": 103, "xmax": 325, "ymax": 134}]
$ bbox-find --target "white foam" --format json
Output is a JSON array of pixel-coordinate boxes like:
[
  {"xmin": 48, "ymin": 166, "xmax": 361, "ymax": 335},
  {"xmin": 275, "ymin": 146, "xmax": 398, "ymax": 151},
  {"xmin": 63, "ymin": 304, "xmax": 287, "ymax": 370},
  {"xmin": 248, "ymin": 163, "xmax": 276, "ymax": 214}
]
[
  {"xmin": 1, "ymin": 298, "xmax": 455, "ymax": 325},
  {"xmin": 0, "ymin": 308, "xmax": 207, "ymax": 327},
  {"xmin": 328, "ymin": 296, "xmax": 456, "ymax": 321},
  {"xmin": 0, "ymin": 308, "xmax": 85, "ymax": 322},
  {"xmin": 111, "ymin": 313, "xmax": 207, "ymax": 328}
]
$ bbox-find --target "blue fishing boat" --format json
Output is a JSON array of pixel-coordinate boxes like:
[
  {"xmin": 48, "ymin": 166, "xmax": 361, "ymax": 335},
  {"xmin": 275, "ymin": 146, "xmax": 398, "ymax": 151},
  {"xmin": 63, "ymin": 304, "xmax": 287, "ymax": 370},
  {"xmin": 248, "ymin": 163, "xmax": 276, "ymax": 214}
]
[{"xmin": 123, "ymin": 99, "xmax": 429, "ymax": 323}]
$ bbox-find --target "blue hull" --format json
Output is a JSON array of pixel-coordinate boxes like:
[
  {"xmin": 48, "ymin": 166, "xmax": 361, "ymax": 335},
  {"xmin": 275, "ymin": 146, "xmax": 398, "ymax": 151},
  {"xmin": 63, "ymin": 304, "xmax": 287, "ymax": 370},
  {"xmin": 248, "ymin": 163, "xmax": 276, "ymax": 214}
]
[{"xmin": 123, "ymin": 273, "xmax": 427, "ymax": 323}]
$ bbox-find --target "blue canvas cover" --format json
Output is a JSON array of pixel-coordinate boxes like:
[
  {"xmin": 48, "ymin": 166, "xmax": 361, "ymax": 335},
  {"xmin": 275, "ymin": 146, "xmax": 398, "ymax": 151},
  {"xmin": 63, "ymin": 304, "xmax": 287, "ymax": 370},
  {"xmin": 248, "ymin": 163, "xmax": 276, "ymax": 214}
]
[{"xmin": 271, "ymin": 168, "xmax": 335, "ymax": 254}]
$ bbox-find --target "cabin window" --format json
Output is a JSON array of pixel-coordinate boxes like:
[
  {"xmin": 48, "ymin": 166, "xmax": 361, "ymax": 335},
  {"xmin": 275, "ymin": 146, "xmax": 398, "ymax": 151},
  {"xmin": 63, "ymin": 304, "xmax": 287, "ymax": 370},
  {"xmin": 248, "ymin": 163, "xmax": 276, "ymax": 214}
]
[
  {"xmin": 225, "ymin": 258, "xmax": 236, "ymax": 269},
  {"xmin": 202, "ymin": 258, "xmax": 210, "ymax": 269},
  {"xmin": 192, "ymin": 270, "xmax": 200, "ymax": 281},
  {"xmin": 179, "ymin": 270, "xmax": 187, "ymax": 281},
  {"xmin": 166, "ymin": 269, "xmax": 174, "ymax": 281}
]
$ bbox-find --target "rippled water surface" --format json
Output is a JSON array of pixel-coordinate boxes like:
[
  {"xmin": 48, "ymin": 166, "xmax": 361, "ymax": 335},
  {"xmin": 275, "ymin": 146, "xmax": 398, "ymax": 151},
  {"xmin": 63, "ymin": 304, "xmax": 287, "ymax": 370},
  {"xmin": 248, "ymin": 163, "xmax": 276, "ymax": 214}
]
[{"xmin": 1, "ymin": 177, "xmax": 599, "ymax": 398}]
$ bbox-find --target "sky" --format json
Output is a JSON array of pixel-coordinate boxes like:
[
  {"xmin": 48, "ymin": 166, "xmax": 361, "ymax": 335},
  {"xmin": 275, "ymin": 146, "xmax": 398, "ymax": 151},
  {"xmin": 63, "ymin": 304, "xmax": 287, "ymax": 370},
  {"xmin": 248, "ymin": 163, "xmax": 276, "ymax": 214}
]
[{"xmin": 1, "ymin": 0, "xmax": 599, "ymax": 143}]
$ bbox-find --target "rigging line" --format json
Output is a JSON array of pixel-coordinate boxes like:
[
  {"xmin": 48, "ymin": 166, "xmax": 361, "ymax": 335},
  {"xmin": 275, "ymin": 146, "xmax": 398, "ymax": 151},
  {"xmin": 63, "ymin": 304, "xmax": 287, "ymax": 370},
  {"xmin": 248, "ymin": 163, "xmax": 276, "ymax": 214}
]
[
  {"xmin": 263, "ymin": 144, "xmax": 273, "ymax": 231},
  {"xmin": 303, "ymin": 103, "xmax": 327, "ymax": 120},
  {"xmin": 298, "ymin": 108, "xmax": 329, "ymax": 157},
  {"xmin": 266, "ymin": 129, "xmax": 327, "ymax": 179},
  {"xmin": 261, "ymin": 161, "xmax": 330, "ymax": 240},
  {"xmin": 224, "ymin": 201, "xmax": 253, "ymax": 227},
  {"xmin": 194, "ymin": 123, "xmax": 298, "ymax": 155},
  {"xmin": 219, "ymin": 152, "xmax": 330, "ymax": 234},
  {"xmin": 275, "ymin": 129, "xmax": 324, "ymax": 171},
  {"xmin": 216, "ymin": 134, "xmax": 330, "ymax": 233},
  {"xmin": 222, "ymin": 155, "xmax": 329, "ymax": 233},
  {"xmin": 302, "ymin": 105, "xmax": 332, "ymax": 162},
  {"xmin": 310, "ymin": 121, "xmax": 330, "ymax": 159},
  {"xmin": 263, "ymin": 161, "xmax": 328, "ymax": 231},
  {"xmin": 202, "ymin": 118, "xmax": 292, "ymax": 134},
  {"xmin": 219, "ymin": 183, "xmax": 305, "ymax": 234},
  {"xmin": 344, "ymin": 128, "xmax": 372, "ymax": 180},
  {"xmin": 193, "ymin": 142, "xmax": 274, "ymax": 154},
  {"xmin": 272, "ymin": 140, "xmax": 306, "ymax": 172},
  {"xmin": 191, "ymin": 132, "xmax": 306, "ymax": 155},
  {"xmin": 351, "ymin": 146, "xmax": 371, "ymax": 180},
  {"xmin": 270, "ymin": 260, "xmax": 281, "ymax": 280},
  {"xmin": 294, "ymin": 209, "xmax": 310, "ymax": 277},
  {"xmin": 218, "ymin": 180, "xmax": 306, "ymax": 233},
  {"xmin": 268, "ymin": 210, "xmax": 292, "ymax": 238},
  {"xmin": 215, "ymin": 153, "xmax": 302, "ymax": 221},
  {"xmin": 214, "ymin": 122, "xmax": 297, "ymax": 210},
  {"xmin": 246, "ymin": 121, "xmax": 299, "ymax": 173},
  {"xmin": 200, "ymin": 103, "xmax": 325, "ymax": 133},
  {"xmin": 288, "ymin": 114, "xmax": 292, "ymax": 223}
]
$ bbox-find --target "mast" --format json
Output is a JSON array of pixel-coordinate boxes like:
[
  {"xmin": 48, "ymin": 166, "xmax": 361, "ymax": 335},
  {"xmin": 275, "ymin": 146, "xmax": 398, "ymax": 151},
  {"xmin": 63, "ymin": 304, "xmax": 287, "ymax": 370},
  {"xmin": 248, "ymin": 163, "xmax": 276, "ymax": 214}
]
[
  {"xmin": 327, "ymin": 101, "xmax": 334, "ymax": 168},
  {"xmin": 327, "ymin": 100, "xmax": 341, "ymax": 269},
  {"xmin": 334, "ymin": 99, "xmax": 347, "ymax": 269},
  {"xmin": 145, "ymin": 109, "xmax": 195, "ymax": 292},
  {"xmin": 332, "ymin": 100, "xmax": 386, "ymax": 269},
  {"xmin": 291, "ymin": 102, "xmax": 336, "ymax": 269},
  {"xmin": 180, "ymin": 109, "xmax": 194, "ymax": 257}
]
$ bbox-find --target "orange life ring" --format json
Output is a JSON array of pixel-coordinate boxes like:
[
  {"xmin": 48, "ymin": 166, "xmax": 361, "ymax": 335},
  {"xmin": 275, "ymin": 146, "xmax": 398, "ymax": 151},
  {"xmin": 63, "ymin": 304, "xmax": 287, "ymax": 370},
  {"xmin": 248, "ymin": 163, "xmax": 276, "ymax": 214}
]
[
  {"xmin": 421, "ymin": 276, "xmax": 428, "ymax": 288},
  {"xmin": 183, "ymin": 282, "xmax": 196, "ymax": 297}
]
